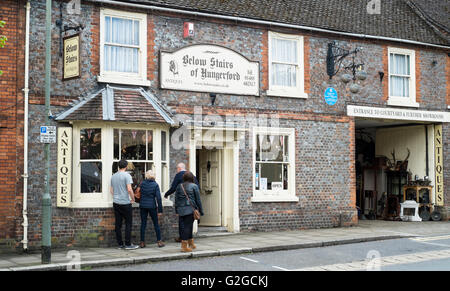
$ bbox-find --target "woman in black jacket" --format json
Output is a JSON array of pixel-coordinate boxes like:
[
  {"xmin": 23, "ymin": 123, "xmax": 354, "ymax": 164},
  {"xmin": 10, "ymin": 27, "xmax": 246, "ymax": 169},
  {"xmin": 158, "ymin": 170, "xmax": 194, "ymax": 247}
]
[
  {"xmin": 175, "ymin": 171, "xmax": 204, "ymax": 252},
  {"xmin": 138, "ymin": 170, "xmax": 165, "ymax": 248}
]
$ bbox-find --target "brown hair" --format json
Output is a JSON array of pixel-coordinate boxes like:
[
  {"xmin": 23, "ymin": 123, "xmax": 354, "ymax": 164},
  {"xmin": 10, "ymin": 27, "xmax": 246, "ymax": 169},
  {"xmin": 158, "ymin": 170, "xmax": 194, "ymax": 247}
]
[{"xmin": 182, "ymin": 171, "xmax": 195, "ymax": 183}]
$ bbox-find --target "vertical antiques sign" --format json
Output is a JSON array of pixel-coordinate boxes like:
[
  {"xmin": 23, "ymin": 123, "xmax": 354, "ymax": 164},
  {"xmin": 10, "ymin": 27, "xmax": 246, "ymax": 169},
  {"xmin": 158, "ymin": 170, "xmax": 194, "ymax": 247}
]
[
  {"xmin": 63, "ymin": 34, "xmax": 80, "ymax": 80},
  {"xmin": 57, "ymin": 127, "xmax": 72, "ymax": 207},
  {"xmin": 160, "ymin": 44, "xmax": 260, "ymax": 96},
  {"xmin": 434, "ymin": 124, "xmax": 444, "ymax": 206}
]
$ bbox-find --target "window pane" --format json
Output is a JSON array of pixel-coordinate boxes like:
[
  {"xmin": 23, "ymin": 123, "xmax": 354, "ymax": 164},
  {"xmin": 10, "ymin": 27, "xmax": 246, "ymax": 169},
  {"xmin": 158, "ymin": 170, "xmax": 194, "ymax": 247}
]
[
  {"xmin": 80, "ymin": 129, "xmax": 101, "ymax": 160},
  {"xmin": 121, "ymin": 129, "xmax": 146, "ymax": 160},
  {"xmin": 104, "ymin": 45, "xmax": 139, "ymax": 73},
  {"xmin": 284, "ymin": 135, "xmax": 289, "ymax": 162},
  {"xmin": 283, "ymin": 164, "xmax": 288, "ymax": 190},
  {"xmin": 162, "ymin": 162, "xmax": 168, "ymax": 193},
  {"xmin": 114, "ymin": 129, "xmax": 119, "ymax": 160},
  {"xmin": 390, "ymin": 76, "xmax": 410, "ymax": 97},
  {"xmin": 260, "ymin": 163, "xmax": 283, "ymax": 190},
  {"xmin": 133, "ymin": 20, "xmax": 140, "ymax": 46},
  {"xmin": 147, "ymin": 130, "xmax": 153, "ymax": 160},
  {"xmin": 255, "ymin": 163, "xmax": 260, "ymax": 190},
  {"xmin": 105, "ymin": 16, "xmax": 111, "ymax": 43},
  {"xmin": 260, "ymin": 135, "xmax": 283, "ymax": 162},
  {"xmin": 111, "ymin": 17, "xmax": 135, "ymax": 46},
  {"xmin": 272, "ymin": 38, "xmax": 297, "ymax": 63},
  {"xmin": 390, "ymin": 54, "xmax": 410, "ymax": 76},
  {"xmin": 161, "ymin": 131, "xmax": 167, "ymax": 161},
  {"xmin": 272, "ymin": 63, "xmax": 297, "ymax": 87},
  {"xmin": 81, "ymin": 162, "xmax": 102, "ymax": 193}
]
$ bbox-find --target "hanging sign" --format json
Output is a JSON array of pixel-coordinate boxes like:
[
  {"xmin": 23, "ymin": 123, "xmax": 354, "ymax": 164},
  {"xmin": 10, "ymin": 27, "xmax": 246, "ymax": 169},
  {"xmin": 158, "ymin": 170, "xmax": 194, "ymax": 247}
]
[
  {"xmin": 63, "ymin": 33, "xmax": 80, "ymax": 80},
  {"xmin": 160, "ymin": 44, "xmax": 259, "ymax": 96},
  {"xmin": 434, "ymin": 124, "xmax": 444, "ymax": 206},
  {"xmin": 324, "ymin": 87, "xmax": 338, "ymax": 105},
  {"xmin": 40, "ymin": 126, "xmax": 56, "ymax": 143},
  {"xmin": 57, "ymin": 127, "xmax": 72, "ymax": 207}
]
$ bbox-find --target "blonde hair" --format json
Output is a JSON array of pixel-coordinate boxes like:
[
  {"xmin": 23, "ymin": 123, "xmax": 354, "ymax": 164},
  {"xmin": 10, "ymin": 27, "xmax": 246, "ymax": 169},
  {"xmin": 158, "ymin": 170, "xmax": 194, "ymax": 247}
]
[{"xmin": 145, "ymin": 170, "xmax": 156, "ymax": 180}]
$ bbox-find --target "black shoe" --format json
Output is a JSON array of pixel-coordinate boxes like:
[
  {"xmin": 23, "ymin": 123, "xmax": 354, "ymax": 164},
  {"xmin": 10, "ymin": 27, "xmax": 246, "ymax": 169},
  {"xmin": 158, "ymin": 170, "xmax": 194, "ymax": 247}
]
[{"xmin": 117, "ymin": 245, "xmax": 125, "ymax": 250}]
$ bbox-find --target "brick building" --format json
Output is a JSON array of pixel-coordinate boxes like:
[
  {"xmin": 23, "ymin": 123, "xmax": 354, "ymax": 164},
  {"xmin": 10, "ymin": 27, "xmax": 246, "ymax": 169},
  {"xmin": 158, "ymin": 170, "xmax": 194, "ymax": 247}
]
[{"xmin": 0, "ymin": 0, "xmax": 449, "ymax": 252}]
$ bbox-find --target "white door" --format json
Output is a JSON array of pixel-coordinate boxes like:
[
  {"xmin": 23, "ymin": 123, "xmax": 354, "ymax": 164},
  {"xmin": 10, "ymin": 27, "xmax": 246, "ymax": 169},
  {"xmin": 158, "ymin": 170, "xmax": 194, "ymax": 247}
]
[{"xmin": 198, "ymin": 149, "xmax": 222, "ymax": 226}]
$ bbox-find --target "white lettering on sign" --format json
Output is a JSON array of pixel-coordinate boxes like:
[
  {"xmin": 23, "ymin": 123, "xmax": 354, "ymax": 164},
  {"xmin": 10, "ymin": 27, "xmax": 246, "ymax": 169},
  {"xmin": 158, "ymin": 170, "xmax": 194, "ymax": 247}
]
[
  {"xmin": 40, "ymin": 126, "xmax": 56, "ymax": 143},
  {"xmin": 160, "ymin": 44, "xmax": 259, "ymax": 96},
  {"xmin": 57, "ymin": 127, "xmax": 72, "ymax": 207},
  {"xmin": 347, "ymin": 105, "xmax": 450, "ymax": 123}
]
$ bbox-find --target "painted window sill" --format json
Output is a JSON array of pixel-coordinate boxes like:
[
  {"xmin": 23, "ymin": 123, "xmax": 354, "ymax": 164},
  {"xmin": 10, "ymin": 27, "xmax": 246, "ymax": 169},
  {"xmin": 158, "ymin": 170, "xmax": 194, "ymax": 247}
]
[
  {"xmin": 266, "ymin": 89, "xmax": 308, "ymax": 99},
  {"xmin": 97, "ymin": 75, "xmax": 151, "ymax": 87},
  {"xmin": 251, "ymin": 195, "xmax": 299, "ymax": 203},
  {"xmin": 387, "ymin": 98, "xmax": 419, "ymax": 108}
]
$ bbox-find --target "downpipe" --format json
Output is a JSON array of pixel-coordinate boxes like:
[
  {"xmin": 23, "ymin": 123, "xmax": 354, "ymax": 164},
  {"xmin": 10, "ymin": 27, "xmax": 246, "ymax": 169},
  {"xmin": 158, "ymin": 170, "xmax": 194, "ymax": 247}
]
[{"xmin": 21, "ymin": 0, "xmax": 31, "ymax": 252}]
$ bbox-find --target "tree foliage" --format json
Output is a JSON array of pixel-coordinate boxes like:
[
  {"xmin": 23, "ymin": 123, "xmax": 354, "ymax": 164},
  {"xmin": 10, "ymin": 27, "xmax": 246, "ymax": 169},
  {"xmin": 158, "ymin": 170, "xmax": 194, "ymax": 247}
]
[{"xmin": 0, "ymin": 20, "xmax": 6, "ymax": 76}]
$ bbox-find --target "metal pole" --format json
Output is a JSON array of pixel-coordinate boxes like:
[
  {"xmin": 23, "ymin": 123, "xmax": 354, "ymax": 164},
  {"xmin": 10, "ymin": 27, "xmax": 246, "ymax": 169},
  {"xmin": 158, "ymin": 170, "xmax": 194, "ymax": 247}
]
[{"xmin": 42, "ymin": 0, "xmax": 52, "ymax": 264}]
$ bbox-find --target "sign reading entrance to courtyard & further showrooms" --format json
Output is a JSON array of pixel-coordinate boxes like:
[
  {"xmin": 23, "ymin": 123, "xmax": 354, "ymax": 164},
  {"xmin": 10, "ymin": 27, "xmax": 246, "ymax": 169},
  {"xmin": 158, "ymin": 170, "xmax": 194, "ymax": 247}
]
[
  {"xmin": 160, "ymin": 44, "xmax": 260, "ymax": 96},
  {"xmin": 347, "ymin": 105, "xmax": 450, "ymax": 123}
]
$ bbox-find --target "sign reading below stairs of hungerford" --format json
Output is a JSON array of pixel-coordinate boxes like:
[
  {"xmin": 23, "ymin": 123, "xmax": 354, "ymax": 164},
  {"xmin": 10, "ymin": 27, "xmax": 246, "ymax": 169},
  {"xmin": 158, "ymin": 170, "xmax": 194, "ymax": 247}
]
[
  {"xmin": 63, "ymin": 33, "xmax": 80, "ymax": 80},
  {"xmin": 160, "ymin": 44, "xmax": 260, "ymax": 96}
]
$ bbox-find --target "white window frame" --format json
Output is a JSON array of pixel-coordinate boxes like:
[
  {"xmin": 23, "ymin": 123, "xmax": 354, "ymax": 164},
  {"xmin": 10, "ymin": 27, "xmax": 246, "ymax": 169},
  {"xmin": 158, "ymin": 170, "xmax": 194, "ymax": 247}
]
[
  {"xmin": 251, "ymin": 127, "xmax": 298, "ymax": 202},
  {"xmin": 71, "ymin": 122, "xmax": 171, "ymax": 208},
  {"xmin": 267, "ymin": 31, "xmax": 307, "ymax": 99},
  {"xmin": 98, "ymin": 9, "xmax": 150, "ymax": 86},
  {"xmin": 387, "ymin": 47, "xmax": 418, "ymax": 108}
]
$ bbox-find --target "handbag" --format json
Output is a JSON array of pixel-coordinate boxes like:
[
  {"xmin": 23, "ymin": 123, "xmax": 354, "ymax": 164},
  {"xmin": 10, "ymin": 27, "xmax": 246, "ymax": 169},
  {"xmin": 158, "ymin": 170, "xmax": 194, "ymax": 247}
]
[
  {"xmin": 134, "ymin": 184, "xmax": 141, "ymax": 203},
  {"xmin": 181, "ymin": 184, "xmax": 201, "ymax": 220}
]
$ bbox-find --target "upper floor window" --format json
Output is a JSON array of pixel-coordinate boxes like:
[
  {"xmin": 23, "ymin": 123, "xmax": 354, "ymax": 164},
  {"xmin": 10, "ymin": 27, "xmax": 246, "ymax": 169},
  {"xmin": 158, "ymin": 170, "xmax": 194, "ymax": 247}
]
[
  {"xmin": 388, "ymin": 47, "xmax": 418, "ymax": 107},
  {"xmin": 99, "ymin": 9, "xmax": 150, "ymax": 86},
  {"xmin": 267, "ymin": 31, "xmax": 307, "ymax": 99}
]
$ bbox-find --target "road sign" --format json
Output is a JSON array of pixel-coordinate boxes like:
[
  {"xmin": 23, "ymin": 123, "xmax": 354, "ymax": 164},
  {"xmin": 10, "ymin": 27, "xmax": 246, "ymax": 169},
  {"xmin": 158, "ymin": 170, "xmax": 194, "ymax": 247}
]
[{"xmin": 40, "ymin": 126, "xmax": 56, "ymax": 143}]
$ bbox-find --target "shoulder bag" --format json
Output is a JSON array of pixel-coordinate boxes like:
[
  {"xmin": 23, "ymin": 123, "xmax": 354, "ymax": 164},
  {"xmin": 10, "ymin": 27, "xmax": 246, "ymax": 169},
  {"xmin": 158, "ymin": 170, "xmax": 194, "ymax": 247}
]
[{"xmin": 181, "ymin": 184, "xmax": 201, "ymax": 220}]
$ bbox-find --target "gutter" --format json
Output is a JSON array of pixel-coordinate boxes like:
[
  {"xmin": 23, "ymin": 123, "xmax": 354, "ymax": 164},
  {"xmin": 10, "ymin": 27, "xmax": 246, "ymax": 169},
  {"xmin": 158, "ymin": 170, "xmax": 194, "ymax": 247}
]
[
  {"xmin": 87, "ymin": 0, "xmax": 450, "ymax": 50},
  {"xmin": 21, "ymin": 1, "xmax": 31, "ymax": 251}
]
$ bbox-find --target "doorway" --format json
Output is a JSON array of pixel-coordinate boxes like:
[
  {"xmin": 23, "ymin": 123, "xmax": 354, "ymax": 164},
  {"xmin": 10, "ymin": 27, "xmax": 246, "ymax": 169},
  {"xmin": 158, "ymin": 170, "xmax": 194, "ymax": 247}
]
[{"xmin": 197, "ymin": 147, "xmax": 222, "ymax": 226}]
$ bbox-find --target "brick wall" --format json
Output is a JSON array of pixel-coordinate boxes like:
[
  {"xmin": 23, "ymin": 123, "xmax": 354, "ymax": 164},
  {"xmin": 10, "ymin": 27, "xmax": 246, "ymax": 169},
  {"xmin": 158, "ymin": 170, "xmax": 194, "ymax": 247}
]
[{"xmin": 0, "ymin": 0, "xmax": 25, "ymax": 250}]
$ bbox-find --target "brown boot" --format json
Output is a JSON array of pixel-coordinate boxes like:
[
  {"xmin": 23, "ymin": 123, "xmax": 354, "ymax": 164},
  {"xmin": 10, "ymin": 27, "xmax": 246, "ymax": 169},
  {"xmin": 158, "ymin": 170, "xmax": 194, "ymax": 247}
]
[
  {"xmin": 181, "ymin": 240, "xmax": 192, "ymax": 252},
  {"xmin": 187, "ymin": 238, "xmax": 196, "ymax": 249},
  {"xmin": 174, "ymin": 237, "xmax": 181, "ymax": 243}
]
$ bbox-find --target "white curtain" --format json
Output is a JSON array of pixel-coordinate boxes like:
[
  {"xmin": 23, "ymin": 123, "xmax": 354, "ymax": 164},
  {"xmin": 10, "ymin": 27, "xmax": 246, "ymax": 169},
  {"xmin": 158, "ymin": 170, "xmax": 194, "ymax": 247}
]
[
  {"xmin": 390, "ymin": 53, "xmax": 410, "ymax": 97},
  {"xmin": 104, "ymin": 16, "xmax": 139, "ymax": 73},
  {"xmin": 271, "ymin": 38, "xmax": 297, "ymax": 87}
]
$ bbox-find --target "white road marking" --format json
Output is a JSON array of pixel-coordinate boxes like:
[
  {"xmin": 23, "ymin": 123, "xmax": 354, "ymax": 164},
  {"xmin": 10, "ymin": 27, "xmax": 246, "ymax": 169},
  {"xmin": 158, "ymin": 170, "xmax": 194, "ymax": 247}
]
[
  {"xmin": 272, "ymin": 265, "xmax": 289, "ymax": 271},
  {"xmin": 410, "ymin": 235, "xmax": 450, "ymax": 242},
  {"xmin": 239, "ymin": 257, "xmax": 259, "ymax": 263},
  {"xmin": 293, "ymin": 249, "xmax": 450, "ymax": 271}
]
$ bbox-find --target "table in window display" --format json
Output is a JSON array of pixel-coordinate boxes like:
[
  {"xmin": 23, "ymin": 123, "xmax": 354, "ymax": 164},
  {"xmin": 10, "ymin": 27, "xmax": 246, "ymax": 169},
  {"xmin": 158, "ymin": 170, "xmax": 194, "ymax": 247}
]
[{"xmin": 80, "ymin": 128, "xmax": 102, "ymax": 193}]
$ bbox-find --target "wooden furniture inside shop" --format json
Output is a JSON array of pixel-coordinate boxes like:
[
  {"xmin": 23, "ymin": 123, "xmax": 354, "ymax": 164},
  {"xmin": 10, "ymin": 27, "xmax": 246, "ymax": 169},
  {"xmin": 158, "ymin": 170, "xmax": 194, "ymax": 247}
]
[{"xmin": 403, "ymin": 185, "xmax": 433, "ymax": 209}]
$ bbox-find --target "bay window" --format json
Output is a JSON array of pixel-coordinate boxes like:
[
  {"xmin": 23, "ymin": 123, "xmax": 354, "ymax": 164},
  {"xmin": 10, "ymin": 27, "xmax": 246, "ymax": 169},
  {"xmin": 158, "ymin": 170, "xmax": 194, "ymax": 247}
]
[
  {"xmin": 71, "ymin": 122, "xmax": 171, "ymax": 208},
  {"xmin": 252, "ymin": 127, "xmax": 297, "ymax": 202}
]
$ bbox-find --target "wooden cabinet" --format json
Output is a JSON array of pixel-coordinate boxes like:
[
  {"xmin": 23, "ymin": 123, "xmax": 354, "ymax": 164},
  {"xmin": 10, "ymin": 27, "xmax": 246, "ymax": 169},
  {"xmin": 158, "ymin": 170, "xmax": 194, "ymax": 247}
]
[
  {"xmin": 403, "ymin": 185, "xmax": 433, "ymax": 207},
  {"xmin": 386, "ymin": 170, "xmax": 408, "ymax": 202}
]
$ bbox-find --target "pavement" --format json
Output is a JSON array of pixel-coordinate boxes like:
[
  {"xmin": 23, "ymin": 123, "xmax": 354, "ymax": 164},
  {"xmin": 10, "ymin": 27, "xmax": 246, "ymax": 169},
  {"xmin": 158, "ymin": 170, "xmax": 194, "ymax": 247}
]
[{"xmin": 0, "ymin": 220, "xmax": 449, "ymax": 271}]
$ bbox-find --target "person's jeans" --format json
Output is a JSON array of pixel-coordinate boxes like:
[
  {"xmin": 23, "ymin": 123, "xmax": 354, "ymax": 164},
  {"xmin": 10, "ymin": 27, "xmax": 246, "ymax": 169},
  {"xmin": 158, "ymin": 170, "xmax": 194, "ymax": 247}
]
[
  {"xmin": 180, "ymin": 214, "xmax": 194, "ymax": 241},
  {"xmin": 113, "ymin": 203, "xmax": 133, "ymax": 246},
  {"xmin": 140, "ymin": 208, "xmax": 162, "ymax": 242},
  {"xmin": 178, "ymin": 215, "xmax": 185, "ymax": 239}
]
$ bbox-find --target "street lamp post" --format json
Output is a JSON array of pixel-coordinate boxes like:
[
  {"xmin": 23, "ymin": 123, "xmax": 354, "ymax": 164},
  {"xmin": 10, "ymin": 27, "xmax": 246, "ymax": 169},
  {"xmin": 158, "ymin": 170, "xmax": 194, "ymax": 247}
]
[{"xmin": 42, "ymin": 0, "xmax": 52, "ymax": 264}]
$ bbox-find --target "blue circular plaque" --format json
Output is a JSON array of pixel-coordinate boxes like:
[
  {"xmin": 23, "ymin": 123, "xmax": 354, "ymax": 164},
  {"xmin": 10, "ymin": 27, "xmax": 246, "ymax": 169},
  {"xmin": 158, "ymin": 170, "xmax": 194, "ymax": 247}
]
[{"xmin": 324, "ymin": 87, "xmax": 338, "ymax": 105}]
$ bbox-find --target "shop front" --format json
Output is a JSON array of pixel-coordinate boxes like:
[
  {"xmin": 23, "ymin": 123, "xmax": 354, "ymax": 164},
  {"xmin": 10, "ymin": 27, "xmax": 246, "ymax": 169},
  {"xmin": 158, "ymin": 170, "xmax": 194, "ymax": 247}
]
[{"xmin": 348, "ymin": 105, "xmax": 449, "ymax": 222}]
